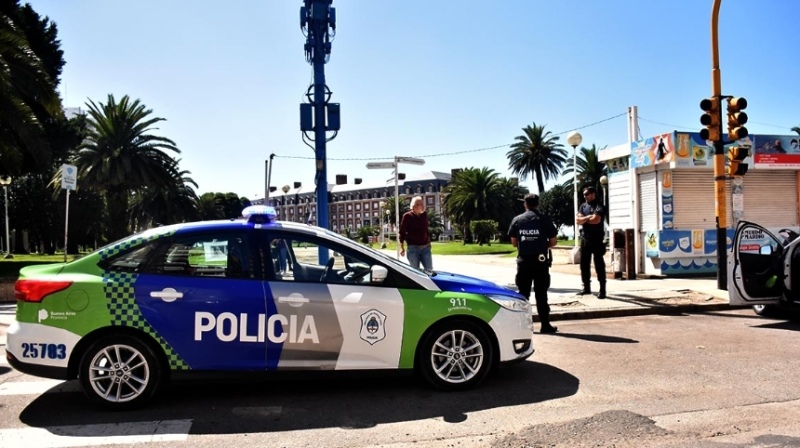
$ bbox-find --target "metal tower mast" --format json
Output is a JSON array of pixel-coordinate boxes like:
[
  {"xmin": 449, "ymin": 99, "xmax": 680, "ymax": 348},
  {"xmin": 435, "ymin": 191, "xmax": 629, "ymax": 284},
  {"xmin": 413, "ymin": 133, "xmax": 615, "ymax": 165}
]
[{"xmin": 300, "ymin": 0, "xmax": 339, "ymax": 238}]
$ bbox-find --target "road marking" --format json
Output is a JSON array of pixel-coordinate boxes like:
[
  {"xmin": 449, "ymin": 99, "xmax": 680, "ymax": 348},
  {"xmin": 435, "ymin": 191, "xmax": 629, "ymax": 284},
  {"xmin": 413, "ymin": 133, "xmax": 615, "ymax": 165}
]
[
  {"xmin": 0, "ymin": 380, "xmax": 81, "ymax": 396},
  {"xmin": 0, "ymin": 419, "xmax": 192, "ymax": 448}
]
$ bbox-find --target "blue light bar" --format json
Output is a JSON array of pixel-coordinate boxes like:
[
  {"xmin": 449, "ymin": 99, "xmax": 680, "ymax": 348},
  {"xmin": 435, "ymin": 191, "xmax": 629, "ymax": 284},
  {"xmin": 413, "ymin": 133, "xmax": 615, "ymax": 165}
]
[{"xmin": 242, "ymin": 205, "xmax": 277, "ymax": 224}]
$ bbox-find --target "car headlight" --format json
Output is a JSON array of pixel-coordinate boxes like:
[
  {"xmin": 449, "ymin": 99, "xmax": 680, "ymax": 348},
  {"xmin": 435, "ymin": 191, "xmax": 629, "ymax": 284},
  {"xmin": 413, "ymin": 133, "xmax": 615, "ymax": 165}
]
[{"xmin": 486, "ymin": 294, "xmax": 531, "ymax": 313}]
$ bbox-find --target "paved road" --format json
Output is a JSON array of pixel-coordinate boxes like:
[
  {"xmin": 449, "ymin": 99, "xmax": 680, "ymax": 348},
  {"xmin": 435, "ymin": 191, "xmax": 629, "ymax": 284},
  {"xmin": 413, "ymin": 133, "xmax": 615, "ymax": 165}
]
[{"xmin": 2, "ymin": 309, "xmax": 799, "ymax": 447}]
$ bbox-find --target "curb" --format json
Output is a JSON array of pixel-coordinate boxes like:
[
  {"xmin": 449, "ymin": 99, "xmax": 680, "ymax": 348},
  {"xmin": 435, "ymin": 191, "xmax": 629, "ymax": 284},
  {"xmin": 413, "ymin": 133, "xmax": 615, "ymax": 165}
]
[{"xmin": 533, "ymin": 302, "xmax": 749, "ymax": 322}]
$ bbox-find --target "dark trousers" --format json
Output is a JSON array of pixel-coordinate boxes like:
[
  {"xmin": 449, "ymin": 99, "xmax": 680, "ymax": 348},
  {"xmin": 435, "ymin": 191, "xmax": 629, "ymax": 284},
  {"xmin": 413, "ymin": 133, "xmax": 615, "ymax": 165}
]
[
  {"xmin": 580, "ymin": 238, "xmax": 607, "ymax": 289},
  {"xmin": 515, "ymin": 260, "xmax": 552, "ymax": 324}
]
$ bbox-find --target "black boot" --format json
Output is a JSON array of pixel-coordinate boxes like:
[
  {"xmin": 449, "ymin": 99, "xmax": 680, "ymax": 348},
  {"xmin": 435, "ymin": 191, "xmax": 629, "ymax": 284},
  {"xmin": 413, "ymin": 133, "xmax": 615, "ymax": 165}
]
[
  {"xmin": 579, "ymin": 286, "xmax": 591, "ymax": 295},
  {"xmin": 597, "ymin": 284, "xmax": 607, "ymax": 299},
  {"xmin": 540, "ymin": 323, "xmax": 558, "ymax": 334}
]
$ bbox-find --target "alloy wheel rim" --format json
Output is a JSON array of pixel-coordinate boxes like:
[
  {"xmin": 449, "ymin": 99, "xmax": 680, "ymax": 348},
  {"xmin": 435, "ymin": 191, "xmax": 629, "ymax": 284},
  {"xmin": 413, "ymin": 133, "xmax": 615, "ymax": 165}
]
[
  {"xmin": 88, "ymin": 344, "xmax": 150, "ymax": 403},
  {"xmin": 430, "ymin": 329, "xmax": 484, "ymax": 383}
]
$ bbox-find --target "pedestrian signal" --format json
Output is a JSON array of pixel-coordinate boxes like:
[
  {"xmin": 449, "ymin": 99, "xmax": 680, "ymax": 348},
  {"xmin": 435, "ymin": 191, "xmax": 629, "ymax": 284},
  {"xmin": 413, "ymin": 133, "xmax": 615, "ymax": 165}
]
[{"xmin": 727, "ymin": 146, "xmax": 749, "ymax": 177}]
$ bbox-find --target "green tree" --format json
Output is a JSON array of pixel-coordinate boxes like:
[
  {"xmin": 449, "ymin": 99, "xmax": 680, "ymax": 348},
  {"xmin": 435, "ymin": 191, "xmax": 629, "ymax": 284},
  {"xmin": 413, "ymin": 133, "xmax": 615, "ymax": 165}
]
[
  {"xmin": 70, "ymin": 94, "xmax": 181, "ymax": 241},
  {"xmin": 197, "ymin": 193, "xmax": 225, "ymax": 220},
  {"xmin": 442, "ymin": 167, "xmax": 504, "ymax": 244},
  {"xmin": 507, "ymin": 123, "xmax": 568, "ymax": 194},
  {"xmin": 130, "ymin": 163, "xmax": 199, "ymax": 229},
  {"xmin": 470, "ymin": 220, "xmax": 498, "ymax": 246},
  {"xmin": 560, "ymin": 144, "xmax": 608, "ymax": 200},
  {"xmin": 0, "ymin": 0, "xmax": 63, "ymax": 174},
  {"xmin": 494, "ymin": 177, "xmax": 528, "ymax": 242},
  {"xmin": 539, "ymin": 183, "xmax": 573, "ymax": 235},
  {"xmin": 382, "ymin": 194, "xmax": 409, "ymax": 229},
  {"xmin": 426, "ymin": 209, "xmax": 444, "ymax": 240}
]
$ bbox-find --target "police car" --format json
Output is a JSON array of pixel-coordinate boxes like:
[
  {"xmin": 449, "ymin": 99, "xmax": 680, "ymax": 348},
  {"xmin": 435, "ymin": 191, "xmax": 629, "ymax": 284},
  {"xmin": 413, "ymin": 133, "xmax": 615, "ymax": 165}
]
[
  {"xmin": 7, "ymin": 206, "xmax": 533, "ymax": 409},
  {"xmin": 728, "ymin": 221, "xmax": 800, "ymax": 316}
]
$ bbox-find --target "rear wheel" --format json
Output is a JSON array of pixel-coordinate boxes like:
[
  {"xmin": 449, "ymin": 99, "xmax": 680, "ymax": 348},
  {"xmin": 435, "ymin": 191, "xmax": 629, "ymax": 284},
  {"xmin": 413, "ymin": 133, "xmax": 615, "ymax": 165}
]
[
  {"xmin": 78, "ymin": 334, "xmax": 163, "ymax": 410},
  {"xmin": 418, "ymin": 320, "xmax": 493, "ymax": 391}
]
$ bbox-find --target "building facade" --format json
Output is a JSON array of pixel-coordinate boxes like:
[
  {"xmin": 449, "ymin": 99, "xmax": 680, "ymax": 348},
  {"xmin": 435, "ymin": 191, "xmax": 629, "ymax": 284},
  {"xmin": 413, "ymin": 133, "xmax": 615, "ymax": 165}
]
[{"xmin": 263, "ymin": 171, "xmax": 452, "ymax": 235}]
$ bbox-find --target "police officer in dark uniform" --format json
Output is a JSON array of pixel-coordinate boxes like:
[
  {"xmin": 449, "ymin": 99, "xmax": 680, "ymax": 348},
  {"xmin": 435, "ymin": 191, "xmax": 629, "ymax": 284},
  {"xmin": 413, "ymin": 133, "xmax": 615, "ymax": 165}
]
[
  {"xmin": 576, "ymin": 186, "xmax": 607, "ymax": 298},
  {"xmin": 508, "ymin": 193, "xmax": 559, "ymax": 334}
]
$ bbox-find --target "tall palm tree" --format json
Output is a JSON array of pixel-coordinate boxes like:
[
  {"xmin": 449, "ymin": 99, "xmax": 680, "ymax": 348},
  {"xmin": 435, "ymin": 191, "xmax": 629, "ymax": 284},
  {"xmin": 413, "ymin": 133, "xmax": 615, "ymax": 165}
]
[
  {"xmin": 0, "ymin": 8, "xmax": 61, "ymax": 173},
  {"xmin": 197, "ymin": 193, "xmax": 225, "ymax": 221},
  {"xmin": 507, "ymin": 123, "xmax": 568, "ymax": 194},
  {"xmin": 792, "ymin": 125, "xmax": 800, "ymax": 136},
  {"xmin": 442, "ymin": 167, "xmax": 504, "ymax": 243},
  {"xmin": 70, "ymin": 94, "xmax": 181, "ymax": 241},
  {"xmin": 561, "ymin": 144, "xmax": 608, "ymax": 199},
  {"xmin": 381, "ymin": 194, "xmax": 409, "ymax": 229}
]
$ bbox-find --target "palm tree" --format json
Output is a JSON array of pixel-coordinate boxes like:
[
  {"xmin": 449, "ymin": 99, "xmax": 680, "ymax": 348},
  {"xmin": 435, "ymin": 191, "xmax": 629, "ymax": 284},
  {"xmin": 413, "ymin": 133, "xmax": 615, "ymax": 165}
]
[
  {"xmin": 507, "ymin": 123, "xmax": 568, "ymax": 194},
  {"xmin": 381, "ymin": 194, "xmax": 410, "ymax": 229},
  {"xmin": 129, "ymin": 162, "xmax": 199, "ymax": 229},
  {"xmin": 793, "ymin": 125, "xmax": 800, "ymax": 136},
  {"xmin": 0, "ymin": 7, "xmax": 61, "ymax": 173},
  {"xmin": 442, "ymin": 167, "xmax": 504, "ymax": 243},
  {"xmin": 69, "ymin": 94, "xmax": 181, "ymax": 241},
  {"xmin": 561, "ymin": 144, "xmax": 608, "ymax": 199}
]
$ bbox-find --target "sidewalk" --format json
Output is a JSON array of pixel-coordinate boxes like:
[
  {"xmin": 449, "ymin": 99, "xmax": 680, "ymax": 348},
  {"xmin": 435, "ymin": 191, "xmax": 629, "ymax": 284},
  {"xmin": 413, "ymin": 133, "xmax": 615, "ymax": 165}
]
[{"xmin": 383, "ymin": 247, "xmax": 739, "ymax": 322}]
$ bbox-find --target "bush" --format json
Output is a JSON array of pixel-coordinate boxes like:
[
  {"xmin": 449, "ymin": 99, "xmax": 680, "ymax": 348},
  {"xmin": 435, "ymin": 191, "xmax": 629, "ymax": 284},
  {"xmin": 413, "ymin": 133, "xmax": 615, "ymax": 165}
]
[{"xmin": 470, "ymin": 220, "xmax": 498, "ymax": 246}]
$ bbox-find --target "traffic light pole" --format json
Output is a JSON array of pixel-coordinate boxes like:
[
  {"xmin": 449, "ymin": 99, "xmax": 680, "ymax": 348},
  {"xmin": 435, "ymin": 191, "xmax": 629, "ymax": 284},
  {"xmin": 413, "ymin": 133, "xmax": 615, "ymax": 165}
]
[{"xmin": 710, "ymin": 0, "xmax": 727, "ymax": 290}]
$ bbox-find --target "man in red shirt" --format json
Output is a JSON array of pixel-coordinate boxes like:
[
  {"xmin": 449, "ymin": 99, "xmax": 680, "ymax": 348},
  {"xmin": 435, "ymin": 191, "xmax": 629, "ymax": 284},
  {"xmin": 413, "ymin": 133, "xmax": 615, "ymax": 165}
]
[{"xmin": 399, "ymin": 196, "xmax": 433, "ymax": 271}]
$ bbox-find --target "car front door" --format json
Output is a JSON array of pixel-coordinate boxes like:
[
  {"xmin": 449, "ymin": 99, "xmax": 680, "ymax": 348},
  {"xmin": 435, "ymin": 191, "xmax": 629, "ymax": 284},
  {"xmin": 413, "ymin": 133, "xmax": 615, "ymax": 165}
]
[
  {"xmin": 263, "ymin": 229, "xmax": 410, "ymax": 371},
  {"xmin": 133, "ymin": 230, "xmax": 268, "ymax": 370},
  {"xmin": 728, "ymin": 221, "xmax": 784, "ymax": 306}
]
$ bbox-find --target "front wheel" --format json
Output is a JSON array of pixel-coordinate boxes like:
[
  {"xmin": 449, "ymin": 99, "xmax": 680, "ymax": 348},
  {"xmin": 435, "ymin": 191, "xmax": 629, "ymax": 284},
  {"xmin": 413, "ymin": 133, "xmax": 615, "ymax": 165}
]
[
  {"xmin": 418, "ymin": 320, "xmax": 493, "ymax": 391},
  {"xmin": 78, "ymin": 335, "xmax": 164, "ymax": 410},
  {"xmin": 753, "ymin": 304, "xmax": 780, "ymax": 317}
]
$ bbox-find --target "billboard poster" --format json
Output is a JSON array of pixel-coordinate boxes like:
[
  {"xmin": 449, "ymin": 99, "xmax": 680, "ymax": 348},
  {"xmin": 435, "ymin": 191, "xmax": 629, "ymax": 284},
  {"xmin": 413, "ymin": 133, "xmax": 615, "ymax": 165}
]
[
  {"xmin": 630, "ymin": 133, "xmax": 675, "ymax": 168},
  {"xmin": 753, "ymin": 135, "xmax": 800, "ymax": 169},
  {"xmin": 674, "ymin": 133, "xmax": 713, "ymax": 168},
  {"xmin": 658, "ymin": 228, "xmax": 734, "ymax": 259},
  {"xmin": 660, "ymin": 171, "xmax": 674, "ymax": 229}
]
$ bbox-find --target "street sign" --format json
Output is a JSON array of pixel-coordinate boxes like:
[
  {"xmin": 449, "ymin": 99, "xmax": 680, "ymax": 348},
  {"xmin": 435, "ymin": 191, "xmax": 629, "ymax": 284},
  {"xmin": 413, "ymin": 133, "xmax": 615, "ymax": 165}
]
[
  {"xmin": 61, "ymin": 164, "xmax": 77, "ymax": 190},
  {"xmin": 366, "ymin": 162, "xmax": 396, "ymax": 169},
  {"xmin": 395, "ymin": 156, "xmax": 425, "ymax": 166}
]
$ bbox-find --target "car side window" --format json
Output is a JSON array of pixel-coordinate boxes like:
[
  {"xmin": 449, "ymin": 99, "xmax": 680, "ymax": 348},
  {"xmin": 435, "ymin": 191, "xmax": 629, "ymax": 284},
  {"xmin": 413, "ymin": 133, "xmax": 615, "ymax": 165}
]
[
  {"xmin": 145, "ymin": 233, "xmax": 253, "ymax": 279},
  {"xmin": 269, "ymin": 233, "xmax": 377, "ymax": 285},
  {"xmin": 106, "ymin": 243, "xmax": 160, "ymax": 272}
]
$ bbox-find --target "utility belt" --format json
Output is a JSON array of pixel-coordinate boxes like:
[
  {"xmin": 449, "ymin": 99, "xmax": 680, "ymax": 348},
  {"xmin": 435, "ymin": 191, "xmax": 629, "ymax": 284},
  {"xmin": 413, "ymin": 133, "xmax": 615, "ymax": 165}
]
[{"xmin": 519, "ymin": 250, "xmax": 552, "ymax": 267}]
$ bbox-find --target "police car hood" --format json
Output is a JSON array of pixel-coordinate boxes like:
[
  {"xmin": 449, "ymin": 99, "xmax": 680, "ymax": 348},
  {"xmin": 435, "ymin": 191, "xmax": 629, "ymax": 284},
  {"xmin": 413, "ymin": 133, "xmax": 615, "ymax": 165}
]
[{"xmin": 431, "ymin": 271, "xmax": 524, "ymax": 298}]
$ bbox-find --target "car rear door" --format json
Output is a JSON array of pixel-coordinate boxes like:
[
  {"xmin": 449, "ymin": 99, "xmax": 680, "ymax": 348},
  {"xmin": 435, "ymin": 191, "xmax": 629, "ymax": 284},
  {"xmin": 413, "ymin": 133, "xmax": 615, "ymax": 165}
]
[
  {"xmin": 133, "ymin": 229, "xmax": 268, "ymax": 370},
  {"xmin": 728, "ymin": 221, "xmax": 783, "ymax": 306}
]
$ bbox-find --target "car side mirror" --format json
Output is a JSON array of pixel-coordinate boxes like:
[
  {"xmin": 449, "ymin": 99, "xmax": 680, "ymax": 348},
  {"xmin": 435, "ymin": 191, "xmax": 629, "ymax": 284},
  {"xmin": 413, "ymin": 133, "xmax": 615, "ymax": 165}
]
[
  {"xmin": 759, "ymin": 245, "xmax": 773, "ymax": 255},
  {"xmin": 370, "ymin": 265, "xmax": 388, "ymax": 283}
]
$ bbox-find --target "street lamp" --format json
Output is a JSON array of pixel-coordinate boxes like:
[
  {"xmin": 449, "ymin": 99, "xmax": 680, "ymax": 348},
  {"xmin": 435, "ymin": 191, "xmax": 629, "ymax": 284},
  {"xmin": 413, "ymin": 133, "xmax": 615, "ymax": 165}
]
[
  {"xmin": 567, "ymin": 131, "xmax": 583, "ymax": 240},
  {"xmin": 0, "ymin": 176, "xmax": 12, "ymax": 259}
]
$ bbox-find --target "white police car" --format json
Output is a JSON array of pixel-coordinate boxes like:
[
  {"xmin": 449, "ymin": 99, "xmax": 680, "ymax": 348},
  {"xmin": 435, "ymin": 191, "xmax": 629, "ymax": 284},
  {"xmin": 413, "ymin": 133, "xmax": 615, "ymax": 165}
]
[
  {"xmin": 7, "ymin": 206, "xmax": 533, "ymax": 409},
  {"xmin": 728, "ymin": 221, "xmax": 800, "ymax": 316}
]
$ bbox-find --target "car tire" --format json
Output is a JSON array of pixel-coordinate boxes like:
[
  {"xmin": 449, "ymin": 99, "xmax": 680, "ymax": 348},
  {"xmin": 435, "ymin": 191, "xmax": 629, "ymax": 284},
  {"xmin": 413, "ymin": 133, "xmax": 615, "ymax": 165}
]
[
  {"xmin": 78, "ymin": 334, "xmax": 164, "ymax": 410},
  {"xmin": 753, "ymin": 304, "xmax": 779, "ymax": 317},
  {"xmin": 418, "ymin": 320, "xmax": 493, "ymax": 391}
]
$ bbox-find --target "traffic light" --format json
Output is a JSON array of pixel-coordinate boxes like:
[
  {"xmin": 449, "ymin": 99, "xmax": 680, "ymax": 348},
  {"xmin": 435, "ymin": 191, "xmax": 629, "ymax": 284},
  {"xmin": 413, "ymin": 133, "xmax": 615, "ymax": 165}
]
[
  {"xmin": 726, "ymin": 97, "xmax": 748, "ymax": 142},
  {"xmin": 699, "ymin": 98, "xmax": 721, "ymax": 141},
  {"xmin": 727, "ymin": 146, "xmax": 749, "ymax": 176}
]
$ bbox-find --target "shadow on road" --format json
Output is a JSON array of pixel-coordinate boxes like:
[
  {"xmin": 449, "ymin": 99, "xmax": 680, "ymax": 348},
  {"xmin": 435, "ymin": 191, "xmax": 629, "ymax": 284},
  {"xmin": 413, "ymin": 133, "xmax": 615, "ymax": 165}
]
[
  {"xmin": 19, "ymin": 360, "xmax": 579, "ymax": 435},
  {"xmin": 548, "ymin": 333, "xmax": 638, "ymax": 344}
]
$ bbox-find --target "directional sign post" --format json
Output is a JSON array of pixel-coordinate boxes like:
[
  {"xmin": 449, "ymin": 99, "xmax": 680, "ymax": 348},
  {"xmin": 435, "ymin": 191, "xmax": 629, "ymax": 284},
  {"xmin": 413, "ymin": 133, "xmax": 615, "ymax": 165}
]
[
  {"xmin": 366, "ymin": 156, "xmax": 425, "ymax": 259},
  {"xmin": 61, "ymin": 164, "xmax": 77, "ymax": 262}
]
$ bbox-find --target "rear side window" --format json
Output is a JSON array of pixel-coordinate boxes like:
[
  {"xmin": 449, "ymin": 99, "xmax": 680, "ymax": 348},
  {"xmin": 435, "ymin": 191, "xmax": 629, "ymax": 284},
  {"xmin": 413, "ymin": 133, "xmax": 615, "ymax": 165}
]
[
  {"xmin": 145, "ymin": 232, "xmax": 255, "ymax": 279},
  {"xmin": 106, "ymin": 243, "xmax": 160, "ymax": 272}
]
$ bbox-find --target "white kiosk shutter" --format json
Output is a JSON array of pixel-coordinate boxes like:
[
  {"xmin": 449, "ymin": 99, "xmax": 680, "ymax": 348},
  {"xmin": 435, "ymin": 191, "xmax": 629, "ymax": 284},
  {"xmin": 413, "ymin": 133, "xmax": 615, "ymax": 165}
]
[
  {"xmin": 672, "ymin": 170, "xmax": 732, "ymax": 229},
  {"xmin": 608, "ymin": 173, "xmax": 632, "ymax": 229},
  {"xmin": 638, "ymin": 172, "xmax": 657, "ymax": 231},
  {"xmin": 742, "ymin": 171, "xmax": 798, "ymax": 227}
]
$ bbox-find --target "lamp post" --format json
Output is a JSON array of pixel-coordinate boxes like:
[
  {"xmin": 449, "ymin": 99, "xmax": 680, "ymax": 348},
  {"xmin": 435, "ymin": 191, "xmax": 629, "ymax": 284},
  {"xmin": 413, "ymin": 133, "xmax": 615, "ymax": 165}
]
[
  {"xmin": 383, "ymin": 208, "xmax": 390, "ymax": 249},
  {"xmin": 567, "ymin": 131, "xmax": 583, "ymax": 240},
  {"xmin": 0, "ymin": 176, "xmax": 12, "ymax": 259}
]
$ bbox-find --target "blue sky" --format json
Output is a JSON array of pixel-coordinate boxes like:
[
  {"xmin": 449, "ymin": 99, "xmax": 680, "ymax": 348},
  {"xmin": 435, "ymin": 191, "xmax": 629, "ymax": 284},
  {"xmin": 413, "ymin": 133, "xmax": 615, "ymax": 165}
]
[{"xmin": 28, "ymin": 0, "xmax": 800, "ymax": 199}]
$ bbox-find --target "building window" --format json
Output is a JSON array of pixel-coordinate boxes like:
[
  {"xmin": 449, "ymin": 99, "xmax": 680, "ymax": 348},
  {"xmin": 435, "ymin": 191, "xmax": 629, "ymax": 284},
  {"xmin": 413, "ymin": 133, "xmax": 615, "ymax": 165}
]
[
  {"xmin": 427, "ymin": 184, "xmax": 433, "ymax": 193},
  {"xmin": 355, "ymin": 204, "xmax": 361, "ymax": 211},
  {"xmin": 347, "ymin": 204, "xmax": 352, "ymax": 211},
  {"xmin": 427, "ymin": 197, "xmax": 434, "ymax": 205}
]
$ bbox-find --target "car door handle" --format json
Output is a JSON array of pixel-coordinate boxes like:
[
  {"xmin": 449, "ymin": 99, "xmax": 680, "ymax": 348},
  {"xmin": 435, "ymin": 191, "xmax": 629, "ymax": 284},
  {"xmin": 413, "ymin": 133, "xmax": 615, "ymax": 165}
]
[
  {"xmin": 278, "ymin": 294, "xmax": 309, "ymax": 307},
  {"xmin": 150, "ymin": 288, "xmax": 183, "ymax": 302}
]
